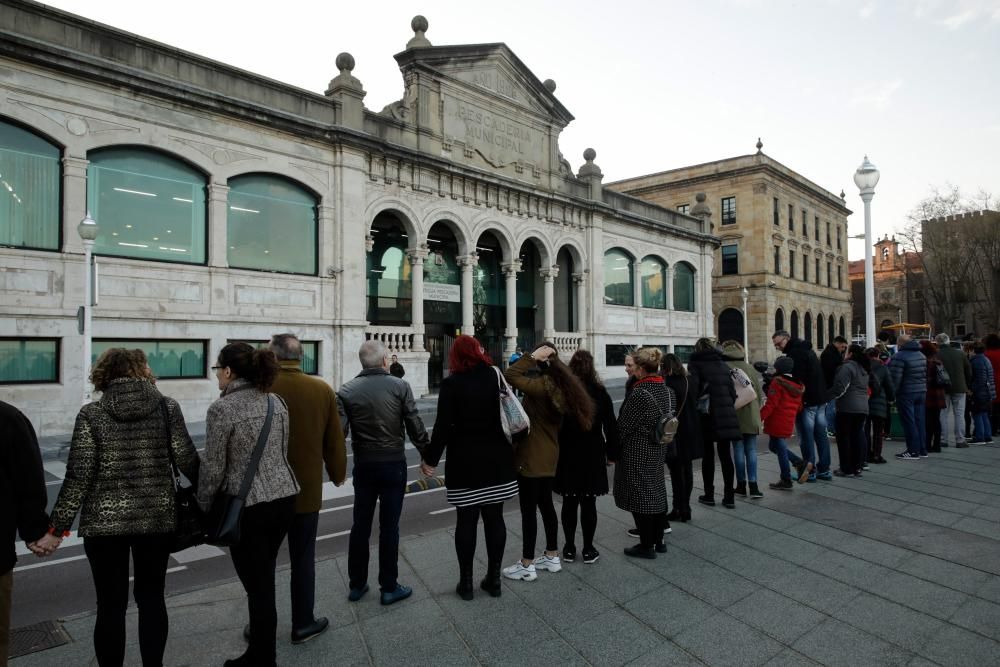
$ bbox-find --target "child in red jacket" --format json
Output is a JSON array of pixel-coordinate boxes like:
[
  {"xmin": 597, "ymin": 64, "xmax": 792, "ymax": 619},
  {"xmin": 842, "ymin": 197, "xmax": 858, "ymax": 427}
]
[{"xmin": 761, "ymin": 356, "xmax": 809, "ymax": 490}]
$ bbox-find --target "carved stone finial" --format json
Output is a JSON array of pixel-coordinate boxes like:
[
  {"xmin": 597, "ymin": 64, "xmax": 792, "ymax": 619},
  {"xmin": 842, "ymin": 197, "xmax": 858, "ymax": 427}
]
[
  {"xmin": 407, "ymin": 15, "xmax": 432, "ymax": 49},
  {"xmin": 691, "ymin": 192, "xmax": 711, "ymax": 219},
  {"xmin": 840, "ymin": 189, "xmax": 846, "ymax": 200},
  {"xmin": 543, "ymin": 79, "xmax": 557, "ymax": 93},
  {"xmin": 756, "ymin": 137, "xmax": 763, "ymax": 153},
  {"xmin": 577, "ymin": 148, "xmax": 602, "ymax": 178},
  {"xmin": 336, "ymin": 52, "xmax": 355, "ymax": 72},
  {"xmin": 325, "ymin": 52, "xmax": 365, "ymax": 96}
]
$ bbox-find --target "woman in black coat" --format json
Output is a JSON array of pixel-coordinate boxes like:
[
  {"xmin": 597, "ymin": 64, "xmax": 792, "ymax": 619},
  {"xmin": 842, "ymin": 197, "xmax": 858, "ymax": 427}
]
[
  {"xmin": 687, "ymin": 338, "xmax": 741, "ymax": 509},
  {"xmin": 421, "ymin": 336, "xmax": 517, "ymax": 600},
  {"xmin": 661, "ymin": 353, "xmax": 703, "ymax": 522},
  {"xmin": 555, "ymin": 350, "xmax": 619, "ymax": 565}
]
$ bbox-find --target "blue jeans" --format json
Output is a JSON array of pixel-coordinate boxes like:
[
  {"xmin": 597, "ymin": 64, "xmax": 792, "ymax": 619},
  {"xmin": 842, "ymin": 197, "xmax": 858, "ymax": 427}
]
[
  {"xmin": 733, "ymin": 434, "xmax": 759, "ymax": 483},
  {"xmin": 795, "ymin": 405, "xmax": 832, "ymax": 475},
  {"xmin": 768, "ymin": 436, "xmax": 801, "ymax": 481},
  {"xmin": 348, "ymin": 460, "xmax": 406, "ymax": 593},
  {"xmin": 973, "ymin": 411, "xmax": 993, "ymax": 442},
  {"xmin": 824, "ymin": 401, "xmax": 836, "ymax": 432},
  {"xmin": 896, "ymin": 393, "xmax": 927, "ymax": 455}
]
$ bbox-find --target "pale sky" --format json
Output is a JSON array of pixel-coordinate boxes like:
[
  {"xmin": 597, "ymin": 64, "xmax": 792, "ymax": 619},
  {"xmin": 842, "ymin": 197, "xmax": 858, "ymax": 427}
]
[{"xmin": 42, "ymin": 0, "xmax": 1000, "ymax": 260}]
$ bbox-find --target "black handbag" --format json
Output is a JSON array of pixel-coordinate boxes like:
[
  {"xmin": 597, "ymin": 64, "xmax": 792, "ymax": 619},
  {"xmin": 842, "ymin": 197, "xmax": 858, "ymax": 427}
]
[
  {"xmin": 205, "ymin": 395, "xmax": 274, "ymax": 547},
  {"xmin": 159, "ymin": 399, "xmax": 205, "ymax": 553}
]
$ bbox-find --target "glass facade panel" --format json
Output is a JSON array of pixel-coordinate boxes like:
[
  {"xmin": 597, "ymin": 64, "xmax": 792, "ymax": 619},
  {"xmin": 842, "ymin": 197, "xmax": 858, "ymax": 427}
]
[
  {"xmin": 604, "ymin": 248, "xmax": 634, "ymax": 307},
  {"xmin": 673, "ymin": 263, "xmax": 695, "ymax": 312},
  {"xmin": 605, "ymin": 344, "xmax": 632, "ymax": 366},
  {"xmin": 87, "ymin": 148, "xmax": 206, "ymax": 264},
  {"xmin": 639, "ymin": 257, "xmax": 666, "ymax": 309},
  {"xmin": 0, "ymin": 338, "xmax": 58, "ymax": 383},
  {"xmin": 230, "ymin": 339, "xmax": 318, "ymax": 375},
  {"xmin": 228, "ymin": 174, "xmax": 317, "ymax": 275},
  {"xmin": 0, "ymin": 121, "xmax": 60, "ymax": 250},
  {"xmin": 367, "ymin": 218, "xmax": 411, "ymax": 324},
  {"xmin": 424, "ymin": 228, "xmax": 461, "ymax": 326},
  {"xmin": 674, "ymin": 345, "xmax": 695, "ymax": 363},
  {"xmin": 93, "ymin": 339, "xmax": 205, "ymax": 379}
]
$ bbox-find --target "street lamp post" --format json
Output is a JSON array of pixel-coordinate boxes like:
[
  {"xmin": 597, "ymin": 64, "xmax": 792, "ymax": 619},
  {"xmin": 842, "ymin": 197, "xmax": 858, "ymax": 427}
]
[
  {"xmin": 78, "ymin": 211, "xmax": 99, "ymax": 405},
  {"xmin": 741, "ymin": 286, "xmax": 749, "ymax": 361},
  {"xmin": 853, "ymin": 156, "xmax": 880, "ymax": 348}
]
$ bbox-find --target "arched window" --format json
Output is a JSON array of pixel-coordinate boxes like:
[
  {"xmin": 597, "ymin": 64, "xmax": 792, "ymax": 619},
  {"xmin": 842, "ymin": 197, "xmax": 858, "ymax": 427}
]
[
  {"xmin": 87, "ymin": 147, "xmax": 207, "ymax": 264},
  {"xmin": 828, "ymin": 316, "xmax": 835, "ymax": 344},
  {"xmin": 367, "ymin": 213, "xmax": 411, "ymax": 325},
  {"xmin": 775, "ymin": 308, "xmax": 785, "ymax": 332},
  {"xmin": 839, "ymin": 316, "xmax": 846, "ymax": 337},
  {"xmin": 1, "ymin": 120, "xmax": 60, "ymax": 250},
  {"xmin": 718, "ymin": 308, "xmax": 744, "ymax": 345},
  {"xmin": 804, "ymin": 312, "xmax": 813, "ymax": 343},
  {"xmin": 673, "ymin": 262, "xmax": 696, "ymax": 312},
  {"xmin": 604, "ymin": 248, "xmax": 634, "ymax": 307},
  {"xmin": 790, "ymin": 310, "xmax": 800, "ymax": 339},
  {"xmin": 639, "ymin": 256, "xmax": 667, "ymax": 309},
  {"xmin": 228, "ymin": 174, "xmax": 317, "ymax": 275},
  {"xmin": 817, "ymin": 314, "xmax": 825, "ymax": 349}
]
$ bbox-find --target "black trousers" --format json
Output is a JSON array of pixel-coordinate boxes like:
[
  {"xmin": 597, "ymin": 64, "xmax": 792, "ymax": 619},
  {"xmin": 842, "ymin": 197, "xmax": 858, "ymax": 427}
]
[
  {"xmin": 631, "ymin": 512, "xmax": 663, "ymax": 549},
  {"xmin": 926, "ymin": 407, "xmax": 942, "ymax": 451},
  {"xmin": 288, "ymin": 511, "xmax": 319, "ymax": 630},
  {"xmin": 667, "ymin": 459, "xmax": 694, "ymax": 514},
  {"xmin": 867, "ymin": 416, "xmax": 887, "ymax": 459},
  {"xmin": 701, "ymin": 439, "xmax": 735, "ymax": 500},
  {"xmin": 517, "ymin": 476, "xmax": 558, "ymax": 559},
  {"xmin": 348, "ymin": 460, "xmax": 406, "ymax": 593},
  {"xmin": 455, "ymin": 503, "xmax": 506, "ymax": 575},
  {"xmin": 230, "ymin": 496, "xmax": 295, "ymax": 666},
  {"xmin": 836, "ymin": 413, "xmax": 867, "ymax": 473},
  {"xmin": 560, "ymin": 496, "xmax": 597, "ymax": 551},
  {"xmin": 83, "ymin": 533, "xmax": 172, "ymax": 667}
]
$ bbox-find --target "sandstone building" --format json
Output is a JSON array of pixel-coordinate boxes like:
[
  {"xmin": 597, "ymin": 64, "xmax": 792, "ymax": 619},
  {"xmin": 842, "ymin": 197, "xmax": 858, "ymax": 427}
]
[
  {"xmin": 848, "ymin": 236, "xmax": 925, "ymax": 341},
  {"xmin": 0, "ymin": 2, "xmax": 717, "ymax": 434},
  {"xmin": 609, "ymin": 144, "xmax": 852, "ymax": 362}
]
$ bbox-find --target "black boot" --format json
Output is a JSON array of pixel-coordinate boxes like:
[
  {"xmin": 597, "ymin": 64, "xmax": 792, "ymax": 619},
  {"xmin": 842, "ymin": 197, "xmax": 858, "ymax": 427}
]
[
  {"xmin": 457, "ymin": 565, "xmax": 474, "ymax": 601},
  {"xmin": 480, "ymin": 563, "xmax": 502, "ymax": 598}
]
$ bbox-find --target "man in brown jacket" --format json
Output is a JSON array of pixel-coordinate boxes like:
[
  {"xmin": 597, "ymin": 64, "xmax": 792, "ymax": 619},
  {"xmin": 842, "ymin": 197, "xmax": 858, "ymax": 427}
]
[{"xmin": 269, "ymin": 334, "xmax": 347, "ymax": 644}]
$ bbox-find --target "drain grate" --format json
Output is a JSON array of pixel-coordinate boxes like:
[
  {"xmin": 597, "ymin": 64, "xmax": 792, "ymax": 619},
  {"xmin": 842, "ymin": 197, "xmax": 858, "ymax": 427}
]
[{"xmin": 8, "ymin": 619, "xmax": 70, "ymax": 658}]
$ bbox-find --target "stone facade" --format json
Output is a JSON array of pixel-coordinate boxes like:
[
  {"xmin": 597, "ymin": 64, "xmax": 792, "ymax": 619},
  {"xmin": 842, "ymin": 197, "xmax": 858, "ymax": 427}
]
[
  {"xmin": 848, "ymin": 237, "xmax": 925, "ymax": 341},
  {"xmin": 608, "ymin": 144, "xmax": 852, "ymax": 362},
  {"xmin": 0, "ymin": 3, "xmax": 716, "ymax": 435}
]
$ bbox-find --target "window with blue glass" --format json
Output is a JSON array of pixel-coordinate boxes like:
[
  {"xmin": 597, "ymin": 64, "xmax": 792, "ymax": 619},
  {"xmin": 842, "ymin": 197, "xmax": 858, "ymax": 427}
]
[
  {"xmin": 0, "ymin": 338, "xmax": 59, "ymax": 384},
  {"xmin": 228, "ymin": 174, "xmax": 317, "ymax": 275},
  {"xmin": 673, "ymin": 262, "xmax": 696, "ymax": 312},
  {"xmin": 604, "ymin": 248, "xmax": 634, "ymax": 307},
  {"xmin": 0, "ymin": 120, "xmax": 60, "ymax": 250},
  {"xmin": 639, "ymin": 256, "xmax": 667, "ymax": 309},
  {"xmin": 87, "ymin": 147, "xmax": 207, "ymax": 264},
  {"xmin": 93, "ymin": 340, "xmax": 205, "ymax": 379}
]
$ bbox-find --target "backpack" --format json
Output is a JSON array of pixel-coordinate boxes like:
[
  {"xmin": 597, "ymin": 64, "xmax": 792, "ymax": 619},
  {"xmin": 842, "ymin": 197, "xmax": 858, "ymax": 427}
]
[
  {"xmin": 646, "ymin": 384, "xmax": 681, "ymax": 460},
  {"xmin": 731, "ymin": 367, "xmax": 757, "ymax": 410}
]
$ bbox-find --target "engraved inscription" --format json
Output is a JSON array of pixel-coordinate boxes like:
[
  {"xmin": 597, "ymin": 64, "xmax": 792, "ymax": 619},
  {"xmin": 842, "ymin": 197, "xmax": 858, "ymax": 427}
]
[
  {"xmin": 443, "ymin": 96, "xmax": 542, "ymax": 168},
  {"xmin": 468, "ymin": 70, "xmax": 518, "ymax": 100}
]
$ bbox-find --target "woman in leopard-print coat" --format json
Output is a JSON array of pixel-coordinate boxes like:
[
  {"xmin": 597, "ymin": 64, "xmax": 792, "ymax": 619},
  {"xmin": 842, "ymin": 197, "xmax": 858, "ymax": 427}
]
[{"xmin": 50, "ymin": 348, "xmax": 198, "ymax": 667}]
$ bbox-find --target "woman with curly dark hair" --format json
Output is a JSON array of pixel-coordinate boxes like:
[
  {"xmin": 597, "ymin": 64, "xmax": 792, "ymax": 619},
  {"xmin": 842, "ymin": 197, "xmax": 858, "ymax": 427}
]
[
  {"xmin": 49, "ymin": 348, "xmax": 199, "ymax": 667},
  {"xmin": 502, "ymin": 343, "xmax": 593, "ymax": 582},
  {"xmin": 199, "ymin": 342, "xmax": 299, "ymax": 667},
  {"xmin": 555, "ymin": 350, "xmax": 619, "ymax": 565},
  {"xmin": 421, "ymin": 335, "xmax": 517, "ymax": 600}
]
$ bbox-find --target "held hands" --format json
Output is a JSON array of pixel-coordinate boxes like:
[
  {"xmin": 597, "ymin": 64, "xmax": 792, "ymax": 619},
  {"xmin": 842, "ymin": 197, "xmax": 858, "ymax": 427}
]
[
  {"xmin": 419, "ymin": 461, "xmax": 436, "ymax": 477},
  {"xmin": 28, "ymin": 533, "xmax": 63, "ymax": 557}
]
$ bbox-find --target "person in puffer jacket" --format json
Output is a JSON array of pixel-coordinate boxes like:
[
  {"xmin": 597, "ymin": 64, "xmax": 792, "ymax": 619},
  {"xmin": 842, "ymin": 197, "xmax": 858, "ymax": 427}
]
[
  {"xmin": 888, "ymin": 335, "xmax": 928, "ymax": 459},
  {"xmin": 687, "ymin": 339, "xmax": 740, "ymax": 509},
  {"xmin": 970, "ymin": 342, "xmax": 997, "ymax": 444},
  {"xmin": 829, "ymin": 345, "xmax": 870, "ymax": 477},
  {"xmin": 760, "ymin": 356, "xmax": 806, "ymax": 490}
]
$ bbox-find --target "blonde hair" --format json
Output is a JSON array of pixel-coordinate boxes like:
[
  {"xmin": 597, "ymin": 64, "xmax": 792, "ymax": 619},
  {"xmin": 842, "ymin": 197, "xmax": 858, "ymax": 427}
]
[{"xmin": 633, "ymin": 346, "xmax": 663, "ymax": 373}]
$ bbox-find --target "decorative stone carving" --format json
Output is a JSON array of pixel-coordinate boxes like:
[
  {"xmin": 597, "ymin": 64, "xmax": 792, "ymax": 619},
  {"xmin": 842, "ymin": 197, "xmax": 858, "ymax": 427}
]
[
  {"xmin": 170, "ymin": 136, "xmax": 261, "ymax": 165},
  {"xmin": 325, "ymin": 52, "xmax": 365, "ymax": 97},
  {"xmin": 289, "ymin": 162, "xmax": 330, "ymax": 187},
  {"xmin": 577, "ymin": 148, "xmax": 602, "ymax": 178},
  {"xmin": 407, "ymin": 15, "xmax": 432, "ymax": 49},
  {"xmin": 9, "ymin": 98, "xmax": 139, "ymax": 136}
]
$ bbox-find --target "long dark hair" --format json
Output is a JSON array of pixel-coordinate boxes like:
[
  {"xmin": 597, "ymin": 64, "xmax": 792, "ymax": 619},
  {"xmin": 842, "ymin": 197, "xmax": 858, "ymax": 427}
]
[
  {"xmin": 218, "ymin": 342, "xmax": 280, "ymax": 392},
  {"xmin": 568, "ymin": 349, "xmax": 601, "ymax": 387},
  {"xmin": 537, "ymin": 343, "xmax": 593, "ymax": 430},
  {"xmin": 847, "ymin": 344, "xmax": 871, "ymax": 372},
  {"xmin": 660, "ymin": 353, "xmax": 687, "ymax": 377}
]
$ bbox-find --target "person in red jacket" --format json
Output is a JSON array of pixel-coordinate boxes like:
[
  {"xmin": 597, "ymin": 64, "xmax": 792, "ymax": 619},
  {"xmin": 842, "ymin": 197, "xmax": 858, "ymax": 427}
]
[{"xmin": 761, "ymin": 357, "xmax": 808, "ymax": 490}]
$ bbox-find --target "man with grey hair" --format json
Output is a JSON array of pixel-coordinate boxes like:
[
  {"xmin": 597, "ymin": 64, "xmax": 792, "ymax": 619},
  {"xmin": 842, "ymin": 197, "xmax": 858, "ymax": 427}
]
[
  {"xmin": 935, "ymin": 332, "xmax": 973, "ymax": 448},
  {"xmin": 337, "ymin": 340, "xmax": 429, "ymax": 606},
  {"xmin": 268, "ymin": 333, "xmax": 346, "ymax": 644}
]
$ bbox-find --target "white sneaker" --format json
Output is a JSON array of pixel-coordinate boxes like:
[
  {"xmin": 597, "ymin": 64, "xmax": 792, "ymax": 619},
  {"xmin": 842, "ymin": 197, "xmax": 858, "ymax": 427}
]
[
  {"xmin": 532, "ymin": 554, "xmax": 562, "ymax": 572},
  {"xmin": 502, "ymin": 561, "xmax": 538, "ymax": 581}
]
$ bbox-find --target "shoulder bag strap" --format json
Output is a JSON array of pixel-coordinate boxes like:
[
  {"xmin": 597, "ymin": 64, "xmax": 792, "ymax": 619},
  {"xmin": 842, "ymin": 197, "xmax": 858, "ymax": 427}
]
[
  {"xmin": 159, "ymin": 398, "xmax": 182, "ymax": 490},
  {"xmin": 493, "ymin": 366, "xmax": 510, "ymax": 396},
  {"xmin": 236, "ymin": 395, "xmax": 274, "ymax": 501}
]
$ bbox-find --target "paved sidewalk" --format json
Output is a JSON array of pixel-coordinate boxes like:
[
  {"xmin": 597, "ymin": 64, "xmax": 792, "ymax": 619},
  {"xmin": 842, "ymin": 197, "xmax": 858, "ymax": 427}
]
[{"xmin": 14, "ymin": 442, "xmax": 1000, "ymax": 666}]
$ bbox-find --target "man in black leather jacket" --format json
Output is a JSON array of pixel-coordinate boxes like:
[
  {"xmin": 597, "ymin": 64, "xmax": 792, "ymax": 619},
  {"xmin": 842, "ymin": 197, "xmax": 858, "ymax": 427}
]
[{"xmin": 337, "ymin": 341, "xmax": 429, "ymax": 606}]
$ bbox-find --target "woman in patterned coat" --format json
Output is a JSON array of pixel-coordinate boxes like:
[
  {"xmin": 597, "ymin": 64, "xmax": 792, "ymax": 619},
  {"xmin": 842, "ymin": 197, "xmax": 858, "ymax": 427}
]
[
  {"xmin": 50, "ymin": 348, "xmax": 199, "ymax": 667},
  {"xmin": 614, "ymin": 347, "xmax": 676, "ymax": 559}
]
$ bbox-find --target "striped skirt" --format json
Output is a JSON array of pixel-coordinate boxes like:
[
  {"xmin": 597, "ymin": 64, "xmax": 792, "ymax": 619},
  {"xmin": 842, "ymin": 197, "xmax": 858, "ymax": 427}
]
[{"xmin": 446, "ymin": 479, "xmax": 519, "ymax": 507}]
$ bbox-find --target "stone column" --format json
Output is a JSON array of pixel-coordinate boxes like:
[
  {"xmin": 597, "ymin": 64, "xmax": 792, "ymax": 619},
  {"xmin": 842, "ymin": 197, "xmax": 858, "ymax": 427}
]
[
  {"xmin": 540, "ymin": 266, "xmax": 558, "ymax": 339},
  {"xmin": 573, "ymin": 272, "xmax": 587, "ymax": 333},
  {"xmin": 502, "ymin": 260, "xmax": 521, "ymax": 355},
  {"xmin": 458, "ymin": 253, "xmax": 478, "ymax": 335},
  {"xmin": 61, "ymin": 156, "xmax": 89, "ymax": 253},
  {"xmin": 207, "ymin": 183, "xmax": 230, "ymax": 268},
  {"xmin": 664, "ymin": 265, "xmax": 674, "ymax": 310},
  {"xmin": 408, "ymin": 247, "xmax": 429, "ymax": 351}
]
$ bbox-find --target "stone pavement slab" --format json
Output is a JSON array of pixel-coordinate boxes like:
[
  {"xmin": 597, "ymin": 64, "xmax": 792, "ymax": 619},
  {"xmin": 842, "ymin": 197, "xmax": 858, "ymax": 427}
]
[{"xmin": 12, "ymin": 443, "xmax": 1000, "ymax": 666}]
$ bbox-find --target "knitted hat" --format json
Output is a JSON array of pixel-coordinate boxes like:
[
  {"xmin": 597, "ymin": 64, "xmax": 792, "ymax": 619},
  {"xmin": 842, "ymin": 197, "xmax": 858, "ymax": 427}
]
[{"xmin": 774, "ymin": 356, "xmax": 794, "ymax": 375}]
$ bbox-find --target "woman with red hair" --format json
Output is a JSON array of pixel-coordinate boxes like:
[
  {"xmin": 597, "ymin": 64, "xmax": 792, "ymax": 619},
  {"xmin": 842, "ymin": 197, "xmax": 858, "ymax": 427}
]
[{"xmin": 421, "ymin": 335, "xmax": 517, "ymax": 601}]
